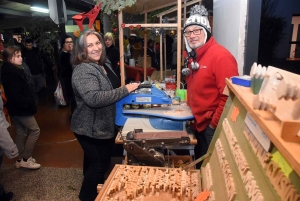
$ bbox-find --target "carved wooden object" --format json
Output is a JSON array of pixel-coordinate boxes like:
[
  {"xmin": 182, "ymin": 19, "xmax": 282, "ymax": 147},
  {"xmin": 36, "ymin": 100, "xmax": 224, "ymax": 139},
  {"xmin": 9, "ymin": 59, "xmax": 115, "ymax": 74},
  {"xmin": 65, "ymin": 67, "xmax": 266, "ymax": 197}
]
[{"xmin": 96, "ymin": 165, "xmax": 201, "ymax": 201}]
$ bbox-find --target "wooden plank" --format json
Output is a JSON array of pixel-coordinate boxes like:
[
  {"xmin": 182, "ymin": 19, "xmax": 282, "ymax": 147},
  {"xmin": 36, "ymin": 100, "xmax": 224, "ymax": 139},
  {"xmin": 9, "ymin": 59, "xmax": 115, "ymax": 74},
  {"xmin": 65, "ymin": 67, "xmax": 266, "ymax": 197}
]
[
  {"xmin": 115, "ymin": 132, "xmax": 197, "ymax": 145},
  {"xmin": 226, "ymin": 79, "xmax": 300, "ymax": 176}
]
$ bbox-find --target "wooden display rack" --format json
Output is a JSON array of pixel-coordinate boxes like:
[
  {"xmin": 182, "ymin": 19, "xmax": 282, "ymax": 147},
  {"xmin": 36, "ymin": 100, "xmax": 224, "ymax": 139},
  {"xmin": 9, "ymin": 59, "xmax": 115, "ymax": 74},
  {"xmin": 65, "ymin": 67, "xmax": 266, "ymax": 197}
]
[
  {"xmin": 95, "ymin": 165, "xmax": 201, "ymax": 201},
  {"xmin": 225, "ymin": 75, "xmax": 300, "ymax": 176},
  {"xmin": 99, "ymin": 74, "xmax": 300, "ymax": 201},
  {"xmin": 253, "ymin": 66, "xmax": 300, "ymax": 143}
]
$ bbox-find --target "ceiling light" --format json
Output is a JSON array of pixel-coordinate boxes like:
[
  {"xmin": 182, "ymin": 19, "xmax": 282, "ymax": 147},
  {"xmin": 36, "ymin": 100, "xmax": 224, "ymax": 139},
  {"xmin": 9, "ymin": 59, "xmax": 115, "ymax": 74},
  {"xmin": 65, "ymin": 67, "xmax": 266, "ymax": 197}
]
[{"xmin": 30, "ymin": 6, "xmax": 49, "ymax": 13}]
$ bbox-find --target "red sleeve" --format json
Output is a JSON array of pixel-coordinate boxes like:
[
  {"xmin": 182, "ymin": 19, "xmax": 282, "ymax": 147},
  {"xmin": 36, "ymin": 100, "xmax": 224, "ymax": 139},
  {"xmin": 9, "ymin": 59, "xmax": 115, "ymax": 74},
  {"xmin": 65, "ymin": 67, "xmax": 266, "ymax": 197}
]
[
  {"xmin": 211, "ymin": 51, "xmax": 238, "ymax": 128},
  {"xmin": 211, "ymin": 95, "xmax": 228, "ymax": 128}
]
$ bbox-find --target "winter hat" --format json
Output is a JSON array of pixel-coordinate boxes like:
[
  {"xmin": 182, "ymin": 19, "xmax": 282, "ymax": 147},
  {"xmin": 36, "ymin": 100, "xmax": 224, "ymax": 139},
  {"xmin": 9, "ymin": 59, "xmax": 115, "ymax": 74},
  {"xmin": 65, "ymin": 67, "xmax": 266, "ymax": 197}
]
[{"xmin": 183, "ymin": 5, "xmax": 211, "ymax": 53}]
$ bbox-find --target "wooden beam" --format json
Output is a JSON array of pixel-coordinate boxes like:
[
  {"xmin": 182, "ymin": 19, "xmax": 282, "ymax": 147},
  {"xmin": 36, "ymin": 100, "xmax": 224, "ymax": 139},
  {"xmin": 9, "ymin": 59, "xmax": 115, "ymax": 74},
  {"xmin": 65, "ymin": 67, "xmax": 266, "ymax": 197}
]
[
  {"xmin": 176, "ymin": 0, "xmax": 182, "ymax": 89},
  {"xmin": 118, "ymin": 10, "xmax": 125, "ymax": 86},
  {"xmin": 155, "ymin": 0, "xmax": 202, "ymax": 17},
  {"xmin": 143, "ymin": 13, "xmax": 148, "ymax": 81},
  {"xmin": 123, "ymin": 23, "xmax": 178, "ymax": 28}
]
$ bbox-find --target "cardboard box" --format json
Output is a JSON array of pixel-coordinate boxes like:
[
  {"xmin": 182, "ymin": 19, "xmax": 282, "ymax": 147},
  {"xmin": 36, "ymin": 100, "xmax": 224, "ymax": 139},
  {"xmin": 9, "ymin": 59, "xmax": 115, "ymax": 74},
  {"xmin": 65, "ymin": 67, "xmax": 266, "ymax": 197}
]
[{"xmin": 138, "ymin": 56, "xmax": 152, "ymax": 67}]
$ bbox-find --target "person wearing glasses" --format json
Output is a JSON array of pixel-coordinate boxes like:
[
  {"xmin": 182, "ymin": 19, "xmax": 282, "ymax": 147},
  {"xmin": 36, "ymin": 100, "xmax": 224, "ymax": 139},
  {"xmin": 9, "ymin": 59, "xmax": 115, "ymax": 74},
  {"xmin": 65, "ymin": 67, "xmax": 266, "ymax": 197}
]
[
  {"xmin": 57, "ymin": 35, "xmax": 74, "ymax": 107},
  {"xmin": 182, "ymin": 5, "xmax": 238, "ymax": 168}
]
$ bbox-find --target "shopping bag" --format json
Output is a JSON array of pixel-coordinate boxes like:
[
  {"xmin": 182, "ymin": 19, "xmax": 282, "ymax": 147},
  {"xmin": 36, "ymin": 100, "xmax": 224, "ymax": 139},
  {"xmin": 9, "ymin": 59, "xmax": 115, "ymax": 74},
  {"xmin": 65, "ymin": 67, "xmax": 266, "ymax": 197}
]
[{"xmin": 54, "ymin": 81, "xmax": 67, "ymax": 106}]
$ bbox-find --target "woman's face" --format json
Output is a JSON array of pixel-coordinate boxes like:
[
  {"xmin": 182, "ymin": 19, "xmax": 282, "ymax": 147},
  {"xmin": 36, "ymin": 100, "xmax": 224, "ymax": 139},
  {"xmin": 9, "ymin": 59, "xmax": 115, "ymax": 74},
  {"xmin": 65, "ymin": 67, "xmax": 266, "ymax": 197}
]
[
  {"xmin": 86, "ymin": 34, "xmax": 102, "ymax": 63},
  {"xmin": 105, "ymin": 38, "xmax": 113, "ymax": 48},
  {"xmin": 10, "ymin": 51, "xmax": 22, "ymax": 66},
  {"xmin": 63, "ymin": 37, "xmax": 73, "ymax": 52}
]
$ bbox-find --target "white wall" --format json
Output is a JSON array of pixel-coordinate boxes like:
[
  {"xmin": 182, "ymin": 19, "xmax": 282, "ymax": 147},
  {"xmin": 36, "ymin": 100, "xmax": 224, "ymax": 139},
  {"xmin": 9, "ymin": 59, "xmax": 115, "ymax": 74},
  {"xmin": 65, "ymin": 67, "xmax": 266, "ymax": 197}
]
[{"xmin": 213, "ymin": 0, "xmax": 248, "ymax": 75}]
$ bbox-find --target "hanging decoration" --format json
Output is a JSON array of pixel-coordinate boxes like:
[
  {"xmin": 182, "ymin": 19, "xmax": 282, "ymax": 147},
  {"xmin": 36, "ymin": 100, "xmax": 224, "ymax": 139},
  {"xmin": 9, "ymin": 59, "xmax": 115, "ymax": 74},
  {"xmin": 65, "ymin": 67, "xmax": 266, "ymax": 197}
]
[
  {"xmin": 121, "ymin": 23, "xmax": 126, "ymax": 28},
  {"xmin": 155, "ymin": 29, "xmax": 160, "ymax": 36},
  {"xmin": 170, "ymin": 29, "xmax": 175, "ymax": 36},
  {"xmin": 129, "ymin": 25, "xmax": 134, "ymax": 30},
  {"xmin": 95, "ymin": 0, "xmax": 136, "ymax": 15},
  {"xmin": 162, "ymin": 17, "xmax": 169, "ymax": 24},
  {"xmin": 136, "ymin": 25, "xmax": 141, "ymax": 29},
  {"xmin": 159, "ymin": 27, "xmax": 164, "ymax": 35},
  {"xmin": 72, "ymin": 2, "xmax": 102, "ymax": 32},
  {"xmin": 113, "ymin": 28, "xmax": 118, "ymax": 33}
]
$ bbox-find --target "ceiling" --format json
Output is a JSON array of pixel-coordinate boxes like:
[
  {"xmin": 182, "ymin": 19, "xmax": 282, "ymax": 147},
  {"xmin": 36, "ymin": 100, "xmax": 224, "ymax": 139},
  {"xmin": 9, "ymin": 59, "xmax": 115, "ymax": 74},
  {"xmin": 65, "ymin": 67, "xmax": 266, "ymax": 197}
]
[{"xmin": 0, "ymin": 0, "xmax": 213, "ymax": 30}]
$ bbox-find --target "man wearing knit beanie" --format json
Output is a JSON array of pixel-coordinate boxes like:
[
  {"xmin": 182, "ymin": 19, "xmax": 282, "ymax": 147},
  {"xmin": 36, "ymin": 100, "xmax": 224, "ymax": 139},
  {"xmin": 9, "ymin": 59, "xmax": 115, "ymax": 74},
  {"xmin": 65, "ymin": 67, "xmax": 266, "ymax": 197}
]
[{"xmin": 182, "ymin": 5, "xmax": 239, "ymax": 168}]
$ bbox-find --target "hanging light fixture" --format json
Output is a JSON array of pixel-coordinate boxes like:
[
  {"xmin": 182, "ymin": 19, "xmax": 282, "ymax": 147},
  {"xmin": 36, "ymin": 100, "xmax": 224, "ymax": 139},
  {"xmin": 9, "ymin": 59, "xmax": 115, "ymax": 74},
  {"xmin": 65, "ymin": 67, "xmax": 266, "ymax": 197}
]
[{"xmin": 30, "ymin": 6, "xmax": 49, "ymax": 13}]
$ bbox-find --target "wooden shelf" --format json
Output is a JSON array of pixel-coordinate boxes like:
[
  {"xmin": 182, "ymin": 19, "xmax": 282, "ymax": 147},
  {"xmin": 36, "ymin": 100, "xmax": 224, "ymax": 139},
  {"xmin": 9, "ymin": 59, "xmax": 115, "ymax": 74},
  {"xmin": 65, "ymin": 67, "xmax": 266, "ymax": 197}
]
[{"xmin": 226, "ymin": 79, "xmax": 300, "ymax": 176}]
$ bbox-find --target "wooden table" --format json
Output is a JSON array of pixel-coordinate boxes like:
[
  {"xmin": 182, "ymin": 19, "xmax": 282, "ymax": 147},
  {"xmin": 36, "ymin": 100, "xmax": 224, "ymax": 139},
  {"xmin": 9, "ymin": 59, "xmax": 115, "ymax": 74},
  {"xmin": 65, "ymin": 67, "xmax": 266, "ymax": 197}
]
[{"xmin": 115, "ymin": 131, "xmax": 197, "ymax": 159}]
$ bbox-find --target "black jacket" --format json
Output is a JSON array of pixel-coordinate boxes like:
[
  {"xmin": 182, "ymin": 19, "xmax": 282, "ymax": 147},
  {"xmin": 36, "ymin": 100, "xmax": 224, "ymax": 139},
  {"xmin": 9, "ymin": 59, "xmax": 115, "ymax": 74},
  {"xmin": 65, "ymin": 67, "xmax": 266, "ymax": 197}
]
[
  {"xmin": 1, "ymin": 62, "xmax": 37, "ymax": 116},
  {"xmin": 105, "ymin": 45, "xmax": 120, "ymax": 78}
]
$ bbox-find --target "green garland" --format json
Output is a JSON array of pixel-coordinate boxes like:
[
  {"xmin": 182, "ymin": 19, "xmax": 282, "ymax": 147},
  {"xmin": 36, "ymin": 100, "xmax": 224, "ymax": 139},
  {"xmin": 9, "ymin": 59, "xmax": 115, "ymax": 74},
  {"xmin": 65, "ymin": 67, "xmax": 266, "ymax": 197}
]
[{"xmin": 96, "ymin": 0, "xmax": 137, "ymax": 15}]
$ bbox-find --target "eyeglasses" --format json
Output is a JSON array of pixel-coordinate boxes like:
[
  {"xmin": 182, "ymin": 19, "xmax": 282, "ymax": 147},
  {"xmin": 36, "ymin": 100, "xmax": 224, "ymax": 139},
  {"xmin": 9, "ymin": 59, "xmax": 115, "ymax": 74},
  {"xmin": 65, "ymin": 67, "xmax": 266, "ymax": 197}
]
[
  {"xmin": 183, "ymin": 29, "xmax": 202, "ymax": 37},
  {"xmin": 65, "ymin": 41, "xmax": 73, "ymax": 44}
]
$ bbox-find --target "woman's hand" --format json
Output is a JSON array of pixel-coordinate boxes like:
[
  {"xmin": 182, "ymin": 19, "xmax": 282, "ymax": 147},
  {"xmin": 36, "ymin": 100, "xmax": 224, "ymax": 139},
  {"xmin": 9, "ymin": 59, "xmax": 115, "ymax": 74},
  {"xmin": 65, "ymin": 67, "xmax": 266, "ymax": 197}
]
[{"xmin": 125, "ymin": 83, "xmax": 140, "ymax": 93}]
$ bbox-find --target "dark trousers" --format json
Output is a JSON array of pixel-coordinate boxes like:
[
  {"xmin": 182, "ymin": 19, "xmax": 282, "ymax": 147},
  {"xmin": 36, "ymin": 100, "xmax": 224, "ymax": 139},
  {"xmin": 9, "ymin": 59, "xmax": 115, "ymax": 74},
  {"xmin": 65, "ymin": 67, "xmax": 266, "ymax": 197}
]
[
  {"xmin": 194, "ymin": 125, "xmax": 215, "ymax": 169},
  {"xmin": 0, "ymin": 155, "xmax": 5, "ymax": 196},
  {"xmin": 74, "ymin": 133, "xmax": 114, "ymax": 201}
]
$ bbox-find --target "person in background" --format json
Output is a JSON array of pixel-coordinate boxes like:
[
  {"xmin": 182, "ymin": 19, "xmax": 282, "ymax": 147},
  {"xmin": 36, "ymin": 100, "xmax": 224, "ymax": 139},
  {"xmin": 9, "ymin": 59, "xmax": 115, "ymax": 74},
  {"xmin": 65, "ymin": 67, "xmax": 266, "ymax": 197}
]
[
  {"xmin": 128, "ymin": 33, "xmax": 143, "ymax": 60},
  {"xmin": 165, "ymin": 34, "xmax": 174, "ymax": 69},
  {"xmin": 104, "ymin": 32, "xmax": 120, "ymax": 79},
  {"xmin": 71, "ymin": 29, "xmax": 139, "ymax": 201},
  {"xmin": 0, "ymin": 89, "xmax": 19, "ymax": 201},
  {"xmin": 1, "ymin": 46, "xmax": 41, "ymax": 170},
  {"xmin": 57, "ymin": 35, "xmax": 74, "ymax": 107},
  {"xmin": 22, "ymin": 38, "xmax": 55, "ymax": 103},
  {"xmin": 182, "ymin": 5, "xmax": 238, "ymax": 168},
  {"xmin": 146, "ymin": 39, "xmax": 159, "ymax": 70}
]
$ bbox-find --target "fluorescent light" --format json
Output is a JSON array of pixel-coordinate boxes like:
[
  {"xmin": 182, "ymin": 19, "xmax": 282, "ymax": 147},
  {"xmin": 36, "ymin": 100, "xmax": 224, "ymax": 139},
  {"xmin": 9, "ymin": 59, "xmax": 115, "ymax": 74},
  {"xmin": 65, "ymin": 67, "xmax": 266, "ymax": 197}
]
[{"xmin": 30, "ymin": 6, "xmax": 49, "ymax": 13}]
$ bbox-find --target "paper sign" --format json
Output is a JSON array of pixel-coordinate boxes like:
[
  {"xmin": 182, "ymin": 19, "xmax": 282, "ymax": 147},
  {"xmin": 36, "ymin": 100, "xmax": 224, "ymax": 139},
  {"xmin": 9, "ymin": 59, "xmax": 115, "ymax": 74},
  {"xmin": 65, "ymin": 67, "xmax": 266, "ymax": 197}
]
[
  {"xmin": 230, "ymin": 106, "xmax": 240, "ymax": 122},
  {"xmin": 244, "ymin": 113, "xmax": 271, "ymax": 151},
  {"xmin": 272, "ymin": 151, "xmax": 293, "ymax": 177}
]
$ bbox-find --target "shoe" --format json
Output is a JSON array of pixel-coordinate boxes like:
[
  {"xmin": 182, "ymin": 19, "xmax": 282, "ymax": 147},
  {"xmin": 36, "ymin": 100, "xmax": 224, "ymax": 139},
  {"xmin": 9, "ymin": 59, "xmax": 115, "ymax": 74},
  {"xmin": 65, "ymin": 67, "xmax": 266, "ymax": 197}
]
[
  {"xmin": 0, "ymin": 191, "xmax": 14, "ymax": 201},
  {"xmin": 19, "ymin": 157, "xmax": 41, "ymax": 170},
  {"xmin": 15, "ymin": 157, "xmax": 36, "ymax": 169}
]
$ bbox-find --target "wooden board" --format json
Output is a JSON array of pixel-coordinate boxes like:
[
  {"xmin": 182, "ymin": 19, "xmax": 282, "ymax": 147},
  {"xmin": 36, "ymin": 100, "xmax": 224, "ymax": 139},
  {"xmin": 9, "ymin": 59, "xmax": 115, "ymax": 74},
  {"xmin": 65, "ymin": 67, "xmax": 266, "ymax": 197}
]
[
  {"xmin": 115, "ymin": 132, "xmax": 197, "ymax": 145},
  {"xmin": 123, "ymin": 105, "xmax": 194, "ymax": 120}
]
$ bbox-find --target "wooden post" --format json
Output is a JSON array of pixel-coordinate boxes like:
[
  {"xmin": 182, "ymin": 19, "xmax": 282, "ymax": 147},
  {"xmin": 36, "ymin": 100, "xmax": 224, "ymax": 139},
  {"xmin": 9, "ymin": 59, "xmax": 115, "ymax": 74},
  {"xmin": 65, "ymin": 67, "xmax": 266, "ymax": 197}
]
[
  {"xmin": 143, "ymin": 13, "xmax": 148, "ymax": 81},
  {"xmin": 164, "ymin": 33, "xmax": 167, "ymax": 77},
  {"xmin": 160, "ymin": 16, "xmax": 163, "ymax": 81},
  {"xmin": 118, "ymin": 10, "xmax": 125, "ymax": 86},
  {"xmin": 177, "ymin": 0, "xmax": 182, "ymax": 89}
]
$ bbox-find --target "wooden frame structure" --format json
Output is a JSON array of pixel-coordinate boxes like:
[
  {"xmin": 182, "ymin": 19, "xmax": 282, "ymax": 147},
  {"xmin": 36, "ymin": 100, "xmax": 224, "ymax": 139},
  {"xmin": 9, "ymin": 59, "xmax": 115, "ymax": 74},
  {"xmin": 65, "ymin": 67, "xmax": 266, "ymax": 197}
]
[
  {"xmin": 155, "ymin": 0, "xmax": 202, "ymax": 80},
  {"xmin": 118, "ymin": 0, "xmax": 184, "ymax": 88}
]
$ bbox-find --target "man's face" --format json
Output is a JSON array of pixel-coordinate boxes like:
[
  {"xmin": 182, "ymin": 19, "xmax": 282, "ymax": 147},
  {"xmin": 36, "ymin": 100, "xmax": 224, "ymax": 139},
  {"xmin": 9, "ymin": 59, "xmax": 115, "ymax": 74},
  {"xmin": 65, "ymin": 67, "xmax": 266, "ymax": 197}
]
[
  {"xmin": 25, "ymin": 42, "xmax": 33, "ymax": 50},
  {"xmin": 184, "ymin": 25, "xmax": 205, "ymax": 50}
]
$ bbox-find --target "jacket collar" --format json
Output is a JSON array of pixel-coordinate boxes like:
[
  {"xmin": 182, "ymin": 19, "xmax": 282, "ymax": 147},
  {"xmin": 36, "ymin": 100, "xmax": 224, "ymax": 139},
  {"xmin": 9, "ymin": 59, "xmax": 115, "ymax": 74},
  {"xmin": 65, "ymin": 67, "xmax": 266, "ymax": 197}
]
[{"xmin": 183, "ymin": 37, "xmax": 216, "ymax": 59}]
